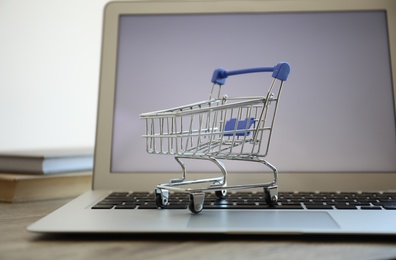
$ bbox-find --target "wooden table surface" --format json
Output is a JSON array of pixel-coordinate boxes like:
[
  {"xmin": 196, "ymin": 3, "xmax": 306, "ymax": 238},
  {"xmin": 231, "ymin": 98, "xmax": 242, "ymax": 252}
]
[{"xmin": 2, "ymin": 198, "xmax": 396, "ymax": 260}]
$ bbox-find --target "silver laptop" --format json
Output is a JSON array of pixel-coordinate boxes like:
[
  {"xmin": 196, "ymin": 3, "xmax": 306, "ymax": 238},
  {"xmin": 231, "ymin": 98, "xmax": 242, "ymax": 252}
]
[{"xmin": 28, "ymin": 0, "xmax": 396, "ymax": 235}]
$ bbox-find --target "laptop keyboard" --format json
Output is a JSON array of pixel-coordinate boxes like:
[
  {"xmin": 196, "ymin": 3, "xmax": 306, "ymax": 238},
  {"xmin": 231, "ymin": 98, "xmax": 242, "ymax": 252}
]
[{"xmin": 92, "ymin": 191, "xmax": 396, "ymax": 210}]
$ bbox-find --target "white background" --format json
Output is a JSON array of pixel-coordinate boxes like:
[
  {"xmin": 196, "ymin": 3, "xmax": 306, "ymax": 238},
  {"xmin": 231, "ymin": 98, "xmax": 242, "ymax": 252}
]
[{"xmin": 0, "ymin": 0, "xmax": 108, "ymax": 151}]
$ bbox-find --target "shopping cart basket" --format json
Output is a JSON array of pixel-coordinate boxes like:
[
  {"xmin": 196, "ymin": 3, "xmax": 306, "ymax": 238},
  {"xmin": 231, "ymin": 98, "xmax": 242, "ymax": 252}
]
[{"xmin": 140, "ymin": 62, "xmax": 290, "ymax": 213}]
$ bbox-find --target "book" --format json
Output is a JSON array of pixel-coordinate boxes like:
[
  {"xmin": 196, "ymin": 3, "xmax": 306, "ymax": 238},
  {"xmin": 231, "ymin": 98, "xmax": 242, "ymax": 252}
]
[
  {"xmin": 0, "ymin": 171, "xmax": 92, "ymax": 203},
  {"xmin": 0, "ymin": 148, "xmax": 94, "ymax": 175}
]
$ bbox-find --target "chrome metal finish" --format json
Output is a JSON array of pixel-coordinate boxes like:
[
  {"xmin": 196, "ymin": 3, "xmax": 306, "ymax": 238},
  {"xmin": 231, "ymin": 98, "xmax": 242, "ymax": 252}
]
[
  {"xmin": 140, "ymin": 63, "xmax": 289, "ymax": 213},
  {"xmin": 190, "ymin": 193, "xmax": 205, "ymax": 213}
]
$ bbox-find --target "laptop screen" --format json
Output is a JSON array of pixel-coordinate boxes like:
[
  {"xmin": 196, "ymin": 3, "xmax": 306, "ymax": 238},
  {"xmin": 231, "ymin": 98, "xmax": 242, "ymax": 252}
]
[{"xmin": 109, "ymin": 11, "xmax": 396, "ymax": 174}]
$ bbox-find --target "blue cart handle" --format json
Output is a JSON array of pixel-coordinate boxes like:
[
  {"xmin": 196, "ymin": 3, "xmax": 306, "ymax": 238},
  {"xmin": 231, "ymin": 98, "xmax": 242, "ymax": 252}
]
[{"xmin": 211, "ymin": 62, "xmax": 290, "ymax": 85}]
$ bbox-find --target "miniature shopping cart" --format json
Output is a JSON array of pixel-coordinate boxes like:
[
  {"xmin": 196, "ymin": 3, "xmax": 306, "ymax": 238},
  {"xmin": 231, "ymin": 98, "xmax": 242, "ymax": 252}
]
[{"xmin": 140, "ymin": 62, "xmax": 290, "ymax": 213}]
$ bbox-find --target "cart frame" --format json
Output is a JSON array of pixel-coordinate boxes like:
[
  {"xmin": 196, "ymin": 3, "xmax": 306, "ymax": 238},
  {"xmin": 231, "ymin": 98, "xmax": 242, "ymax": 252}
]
[{"xmin": 140, "ymin": 62, "xmax": 290, "ymax": 213}]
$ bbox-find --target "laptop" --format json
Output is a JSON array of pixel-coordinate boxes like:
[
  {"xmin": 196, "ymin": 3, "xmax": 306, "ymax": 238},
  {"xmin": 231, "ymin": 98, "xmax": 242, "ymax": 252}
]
[{"xmin": 28, "ymin": 0, "xmax": 396, "ymax": 235}]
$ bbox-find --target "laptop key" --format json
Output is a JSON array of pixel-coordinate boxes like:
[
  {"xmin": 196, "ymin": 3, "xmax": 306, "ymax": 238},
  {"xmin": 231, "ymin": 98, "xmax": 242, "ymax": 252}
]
[
  {"xmin": 114, "ymin": 205, "xmax": 137, "ymax": 209},
  {"xmin": 305, "ymin": 204, "xmax": 334, "ymax": 210},
  {"xmin": 204, "ymin": 204, "xmax": 268, "ymax": 209},
  {"xmin": 335, "ymin": 204, "xmax": 357, "ymax": 210},
  {"xmin": 382, "ymin": 203, "xmax": 396, "ymax": 210},
  {"xmin": 360, "ymin": 206, "xmax": 383, "ymax": 210},
  {"xmin": 274, "ymin": 205, "xmax": 304, "ymax": 209},
  {"xmin": 92, "ymin": 204, "xmax": 115, "ymax": 209},
  {"xmin": 162, "ymin": 204, "xmax": 188, "ymax": 209},
  {"xmin": 138, "ymin": 204, "xmax": 159, "ymax": 209}
]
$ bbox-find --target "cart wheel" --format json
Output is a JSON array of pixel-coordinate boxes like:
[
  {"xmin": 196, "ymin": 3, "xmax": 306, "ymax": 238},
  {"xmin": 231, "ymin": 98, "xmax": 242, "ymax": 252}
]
[
  {"xmin": 188, "ymin": 193, "xmax": 205, "ymax": 214},
  {"xmin": 212, "ymin": 179, "xmax": 227, "ymax": 199},
  {"xmin": 264, "ymin": 186, "xmax": 278, "ymax": 206},
  {"xmin": 215, "ymin": 189, "xmax": 227, "ymax": 199},
  {"xmin": 155, "ymin": 188, "xmax": 169, "ymax": 208}
]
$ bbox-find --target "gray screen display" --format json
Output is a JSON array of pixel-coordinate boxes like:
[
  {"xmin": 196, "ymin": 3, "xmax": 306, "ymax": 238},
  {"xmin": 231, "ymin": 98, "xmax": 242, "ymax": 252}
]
[{"xmin": 112, "ymin": 12, "xmax": 396, "ymax": 173}]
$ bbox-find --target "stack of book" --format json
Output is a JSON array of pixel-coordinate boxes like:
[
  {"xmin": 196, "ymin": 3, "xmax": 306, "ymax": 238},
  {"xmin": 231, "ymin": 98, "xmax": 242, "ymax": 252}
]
[{"xmin": 0, "ymin": 148, "xmax": 93, "ymax": 203}]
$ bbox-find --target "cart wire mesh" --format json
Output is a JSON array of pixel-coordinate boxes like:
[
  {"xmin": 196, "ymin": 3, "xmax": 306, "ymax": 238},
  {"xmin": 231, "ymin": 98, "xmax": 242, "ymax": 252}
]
[{"xmin": 141, "ymin": 62, "xmax": 290, "ymax": 162}]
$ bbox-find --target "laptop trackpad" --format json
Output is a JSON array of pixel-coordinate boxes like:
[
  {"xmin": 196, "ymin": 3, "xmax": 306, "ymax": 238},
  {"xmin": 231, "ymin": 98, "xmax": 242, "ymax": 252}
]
[{"xmin": 187, "ymin": 211, "xmax": 340, "ymax": 231}]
